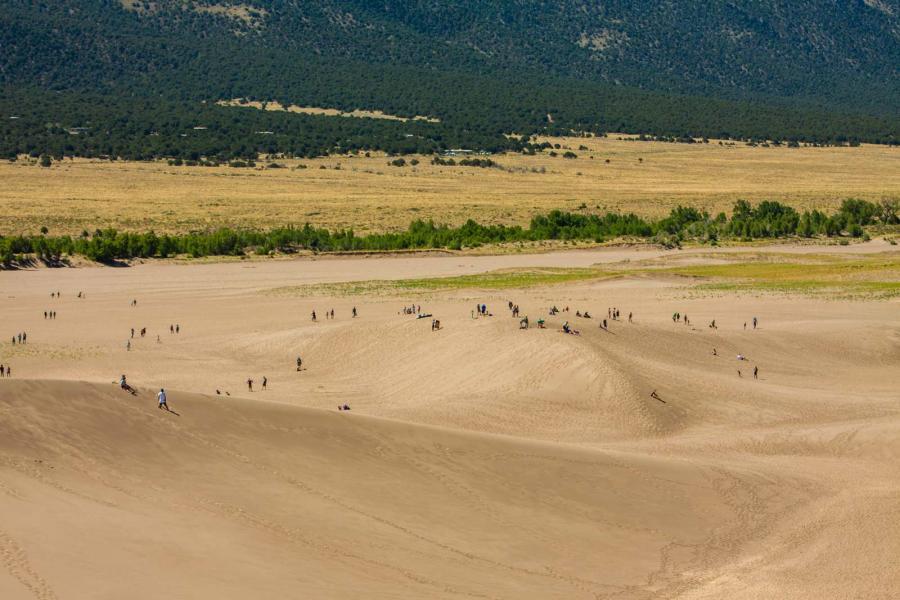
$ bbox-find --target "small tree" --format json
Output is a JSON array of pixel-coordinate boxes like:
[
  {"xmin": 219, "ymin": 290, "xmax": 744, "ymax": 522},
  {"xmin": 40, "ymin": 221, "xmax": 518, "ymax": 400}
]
[{"xmin": 39, "ymin": 154, "xmax": 52, "ymax": 168}]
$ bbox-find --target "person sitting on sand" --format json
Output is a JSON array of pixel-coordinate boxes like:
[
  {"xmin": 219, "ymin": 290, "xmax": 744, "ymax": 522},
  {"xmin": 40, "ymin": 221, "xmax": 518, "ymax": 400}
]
[
  {"xmin": 537, "ymin": 318, "xmax": 545, "ymax": 329},
  {"xmin": 583, "ymin": 311, "xmax": 591, "ymax": 319},
  {"xmin": 737, "ymin": 354, "xmax": 745, "ymax": 361},
  {"xmin": 158, "ymin": 388, "xmax": 170, "ymax": 411},
  {"xmin": 713, "ymin": 348, "xmax": 717, "ymax": 356},
  {"xmin": 562, "ymin": 321, "xmax": 580, "ymax": 335},
  {"xmin": 650, "ymin": 390, "xmax": 661, "ymax": 401},
  {"xmin": 338, "ymin": 404, "xmax": 351, "ymax": 411},
  {"xmin": 576, "ymin": 310, "xmax": 582, "ymax": 317},
  {"xmin": 520, "ymin": 317, "xmax": 529, "ymax": 329}
]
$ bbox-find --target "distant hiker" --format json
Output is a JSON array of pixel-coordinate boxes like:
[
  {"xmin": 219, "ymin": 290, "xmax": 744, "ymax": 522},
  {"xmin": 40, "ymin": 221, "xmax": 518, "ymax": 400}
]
[
  {"xmin": 247, "ymin": 378, "xmax": 253, "ymax": 391},
  {"xmin": 157, "ymin": 388, "xmax": 170, "ymax": 411},
  {"xmin": 262, "ymin": 376, "xmax": 267, "ymax": 390},
  {"xmin": 352, "ymin": 306, "xmax": 357, "ymax": 318},
  {"xmin": 753, "ymin": 366, "xmax": 759, "ymax": 379},
  {"xmin": 752, "ymin": 317, "xmax": 758, "ymax": 330}
]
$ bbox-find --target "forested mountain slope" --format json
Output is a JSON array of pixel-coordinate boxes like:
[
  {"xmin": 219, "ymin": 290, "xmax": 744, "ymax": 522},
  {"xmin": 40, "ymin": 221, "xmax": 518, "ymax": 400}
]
[{"xmin": 1, "ymin": 0, "xmax": 897, "ymax": 159}]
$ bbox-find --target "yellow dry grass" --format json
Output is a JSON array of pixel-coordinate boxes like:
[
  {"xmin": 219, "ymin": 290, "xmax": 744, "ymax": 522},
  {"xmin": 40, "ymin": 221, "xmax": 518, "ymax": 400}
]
[
  {"xmin": 1, "ymin": 136, "xmax": 897, "ymax": 236},
  {"xmin": 218, "ymin": 99, "xmax": 440, "ymax": 122}
]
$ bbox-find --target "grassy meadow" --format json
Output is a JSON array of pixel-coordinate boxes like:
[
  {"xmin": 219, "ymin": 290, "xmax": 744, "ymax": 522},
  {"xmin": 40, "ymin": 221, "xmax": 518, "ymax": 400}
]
[{"xmin": 1, "ymin": 136, "xmax": 898, "ymax": 237}]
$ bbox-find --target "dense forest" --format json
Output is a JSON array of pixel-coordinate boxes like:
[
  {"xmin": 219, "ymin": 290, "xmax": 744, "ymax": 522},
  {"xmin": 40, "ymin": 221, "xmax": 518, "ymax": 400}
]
[
  {"xmin": 1, "ymin": 1, "xmax": 897, "ymax": 160},
  {"xmin": 3, "ymin": 200, "xmax": 896, "ymax": 265}
]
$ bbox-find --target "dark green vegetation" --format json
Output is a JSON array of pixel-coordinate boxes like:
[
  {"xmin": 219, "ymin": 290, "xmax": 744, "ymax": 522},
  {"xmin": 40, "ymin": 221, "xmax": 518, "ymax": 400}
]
[
  {"xmin": 1, "ymin": 0, "xmax": 897, "ymax": 161},
  {"xmin": 3, "ymin": 199, "xmax": 897, "ymax": 266}
]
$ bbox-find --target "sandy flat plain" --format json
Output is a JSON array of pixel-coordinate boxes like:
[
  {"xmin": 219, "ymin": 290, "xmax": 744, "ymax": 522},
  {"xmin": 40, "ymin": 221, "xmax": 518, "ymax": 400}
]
[{"xmin": 1, "ymin": 243, "xmax": 899, "ymax": 599}]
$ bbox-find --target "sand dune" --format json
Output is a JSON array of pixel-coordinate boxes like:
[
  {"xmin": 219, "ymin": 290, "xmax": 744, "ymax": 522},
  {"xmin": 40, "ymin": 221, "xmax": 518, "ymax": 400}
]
[
  {"xmin": 0, "ymin": 379, "xmax": 891, "ymax": 600},
  {"xmin": 1, "ymin": 245, "xmax": 899, "ymax": 598}
]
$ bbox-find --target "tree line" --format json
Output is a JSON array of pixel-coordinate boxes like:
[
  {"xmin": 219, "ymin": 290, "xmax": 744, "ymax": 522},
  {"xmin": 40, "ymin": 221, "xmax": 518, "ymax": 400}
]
[{"xmin": 2, "ymin": 200, "xmax": 896, "ymax": 267}]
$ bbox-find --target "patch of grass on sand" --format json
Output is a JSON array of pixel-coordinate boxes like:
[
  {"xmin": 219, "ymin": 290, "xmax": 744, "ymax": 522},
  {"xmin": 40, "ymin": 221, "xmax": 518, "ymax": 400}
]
[
  {"xmin": 269, "ymin": 267, "xmax": 617, "ymax": 296},
  {"xmin": 661, "ymin": 254, "xmax": 900, "ymax": 299}
]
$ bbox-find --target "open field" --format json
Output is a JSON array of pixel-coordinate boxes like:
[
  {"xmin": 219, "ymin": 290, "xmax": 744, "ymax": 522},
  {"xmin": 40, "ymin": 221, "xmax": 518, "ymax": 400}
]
[
  {"xmin": 1, "ymin": 137, "xmax": 897, "ymax": 236},
  {"xmin": 1, "ymin": 244, "xmax": 898, "ymax": 598}
]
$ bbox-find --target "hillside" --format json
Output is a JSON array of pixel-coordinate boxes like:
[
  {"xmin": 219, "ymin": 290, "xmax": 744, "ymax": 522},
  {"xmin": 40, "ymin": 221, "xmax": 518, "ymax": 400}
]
[{"xmin": 1, "ymin": 0, "xmax": 898, "ymax": 160}]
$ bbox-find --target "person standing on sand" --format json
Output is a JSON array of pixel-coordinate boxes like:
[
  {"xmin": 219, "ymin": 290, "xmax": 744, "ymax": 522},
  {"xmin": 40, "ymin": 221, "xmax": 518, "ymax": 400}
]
[
  {"xmin": 262, "ymin": 376, "xmax": 267, "ymax": 390},
  {"xmin": 126, "ymin": 340, "xmax": 131, "ymax": 351},
  {"xmin": 311, "ymin": 310, "xmax": 317, "ymax": 322},
  {"xmin": 0, "ymin": 365, "xmax": 4, "ymax": 377},
  {"xmin": 753, "ymin": 317, "xmax": 758, "ymax": 330},
  {"xmin": 247, "ymin": 378, "xmax": 253, "ymax": 391},
  {"xmin": 176, "ymin": 324, "xmax": 180, "ymax": 334},
  {"xmin": 158, "ymin": 389, "xmax": 170, "ymax": 411},
  {"xmin": 753, "ymin": 366, "xmax": 759, "ymax": 379},
  {"xmin": 296, "ymin": 356, "xmax": 302, "ymax": 371},
  {"xmin": 131, "ymin": 328, "xmax": 135, "ymax": 339},
  {"xmin": 352, "ymin": 307, "xmax": 357, "ymax": 318}
]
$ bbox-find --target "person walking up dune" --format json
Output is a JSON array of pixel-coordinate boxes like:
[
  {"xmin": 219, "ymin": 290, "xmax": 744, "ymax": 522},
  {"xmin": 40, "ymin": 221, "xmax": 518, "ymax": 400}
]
[{"xmin": 157, "ymin": 389, "xmax": 170, "ymax": 411}]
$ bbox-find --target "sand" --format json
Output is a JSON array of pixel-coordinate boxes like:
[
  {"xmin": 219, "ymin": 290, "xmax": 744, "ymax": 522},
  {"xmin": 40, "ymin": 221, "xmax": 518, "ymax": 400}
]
[{"xmin": 1, "ymin": 244, "xmax": 899, "ymax": 599}]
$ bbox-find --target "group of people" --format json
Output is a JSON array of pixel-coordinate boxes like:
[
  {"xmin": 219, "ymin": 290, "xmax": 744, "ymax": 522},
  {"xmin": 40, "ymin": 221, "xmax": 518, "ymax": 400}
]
[
  {"xmin": 0, "ymin": 364, "xmax": 11, "ymax": 377},
  {"xmin": 43, "ymin": 310, "xmax": 58, "ymax": 319},
  {"xmin": 246, "ymin": 376, "xmax": 268, "ymax": 391},
  {"xmin": 11, "ymin": 332, "xmax": 27, "ymax": 344},
  {"xmin": 673, "ymin": 312, "xmax": 690, "ymax": 325}
]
